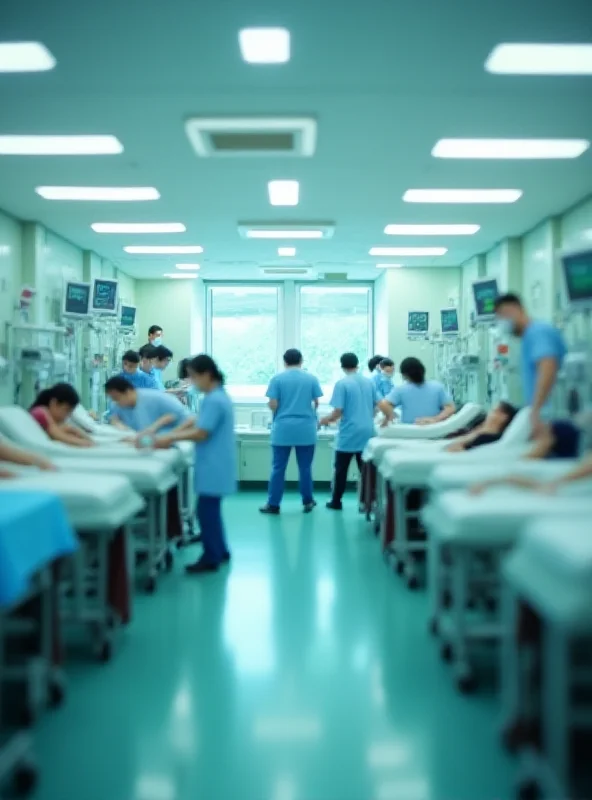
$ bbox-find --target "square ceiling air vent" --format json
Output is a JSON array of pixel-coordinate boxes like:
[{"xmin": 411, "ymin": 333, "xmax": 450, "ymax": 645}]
[{"xmin": 185, "ymin": 117, "xmax": 317, "ymax": 158}]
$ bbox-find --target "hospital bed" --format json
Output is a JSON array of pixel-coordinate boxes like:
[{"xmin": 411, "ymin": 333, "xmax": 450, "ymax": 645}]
[
  {"xmin": 376, "ymin": 408, "xmax": 533, "ymax": 586},
  {"xmin": 0, "ymin": 411, "xmax": 180, "ymax": 594},
  {"xmin": 0, "ymin": 466, "xmax": 143, "ymax": 665},
  {"xmin": 421, "ymin": 487, "xmax": 592, "ymax": 694},
  {"xmin": 501, "ymin": 515, "xmax": 592, "ymax": 800}
]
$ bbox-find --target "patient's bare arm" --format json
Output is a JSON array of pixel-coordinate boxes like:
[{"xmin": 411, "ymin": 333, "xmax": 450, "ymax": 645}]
[{"xmin": 0, "ymin": 441, "xmax": 56, "ymax": 470}]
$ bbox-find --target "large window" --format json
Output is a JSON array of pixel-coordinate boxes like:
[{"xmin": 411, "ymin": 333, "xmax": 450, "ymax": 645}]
[
  {"xmin": 207, "ymin": 285, "xmax": 280, "ymax": 397},
  {"xmin": 206, "ymin": 282, "xmax": 373, "ymax": 399},
  {"xmin": 298, "ymin": 286, "xmax": 373, "ymax": 390}
]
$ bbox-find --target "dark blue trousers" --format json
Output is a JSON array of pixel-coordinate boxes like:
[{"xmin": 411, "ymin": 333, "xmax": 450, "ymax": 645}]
[{"xmin": 196, "ymin": 495, "xmax": 229, "ymax": 565}]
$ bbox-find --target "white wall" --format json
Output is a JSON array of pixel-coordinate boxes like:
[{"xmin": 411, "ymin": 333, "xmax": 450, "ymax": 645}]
[
  {"xmin": 0, "ymin": 211, "xmax": 22, "ymax": 404},
  {"xmin": 521, "ymin": 221, "xmax": 559, "ymax": 321}
]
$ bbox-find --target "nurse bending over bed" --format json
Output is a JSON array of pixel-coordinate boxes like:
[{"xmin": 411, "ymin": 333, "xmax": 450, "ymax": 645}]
[
  {"xmin": 154, "ymin": 355, "xmax": 236, "ymax": 575},
  {"xmin": 105, "ymin": 376, "xmax": 194, "ymax": 440},
  {"xmin": 29, "ymin": 384, "xmax": 95, "ymax": 448}
]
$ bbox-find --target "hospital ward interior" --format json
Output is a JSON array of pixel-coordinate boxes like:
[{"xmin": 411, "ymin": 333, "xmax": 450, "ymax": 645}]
[{"xmin": 1, "ymin": 2, "xmax": 592, "ymax": 799}]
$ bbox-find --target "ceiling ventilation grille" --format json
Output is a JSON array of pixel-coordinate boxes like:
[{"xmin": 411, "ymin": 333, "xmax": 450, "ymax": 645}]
[
  {"xmin": 260, "ymin": 267, "xmax": 315, "ymax": 277},
  {"xmin": 185, "ymin": 117, "xmax": 317, "ymax": 158},
  {"xmin": 319, "ymin": 272, "xmax": 348, "ymax": 281}
]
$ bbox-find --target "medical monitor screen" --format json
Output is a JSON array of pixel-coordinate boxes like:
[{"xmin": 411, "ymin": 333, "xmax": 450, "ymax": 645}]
[
  {"xmin": 472, "ymin": 278, "xmax": 499, "ymax": 321},
  {"xmin": 92, "ymin": 278, "xmax": 118, "ymax": 315},
  {"xmin": 120, "ymin": 305, "xmax": 137, "ymax": 328},
  {"xmin": 63, "ymin": 281, "xmax": 91, "ymax": 318},
  {"xmin": 440, "ymin": 307, "xmax": 459, "ymax": 334},
  {"xmin": 407, "ymin": 311, "xmax": 429, "ymax": 334},
  {"xmin": 562, "ymin": 249, "xmax": 592, "ymax": 306}
]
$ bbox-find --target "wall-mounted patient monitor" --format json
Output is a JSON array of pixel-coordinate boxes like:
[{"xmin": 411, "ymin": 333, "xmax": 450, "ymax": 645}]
[
  {"xmin": 407, "ymin": 310, "xmax": 429, "ymax": 335},
  {"xmin": 472, "ymin": 278, "xmax": 499, "ymax": 323},
  {"xmin": 120, "ymin": 304, "xmax": 137, "ymax": 328},
  {"xmin": 562, "ymin": 248, "xmax": 592, "ymax": 309},
  {"xmin": 63, "ymin": 281, "xmax": 91, "ymax": 319},
  {"xmin": 91, "ymin": 278, "xmax": 119, "ymax": 316},
  {"xmin": 440, "ymin": 307, "xmax": 459, "ymax": 336}
]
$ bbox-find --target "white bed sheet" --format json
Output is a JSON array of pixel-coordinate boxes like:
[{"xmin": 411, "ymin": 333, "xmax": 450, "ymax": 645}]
[
  {"xmin": 429, "ymin": 459, "xmax": 580, "ymax": 493},
  {"xmin": 49, "ymin": 457, "xmax": 178, "ymax": 495}
]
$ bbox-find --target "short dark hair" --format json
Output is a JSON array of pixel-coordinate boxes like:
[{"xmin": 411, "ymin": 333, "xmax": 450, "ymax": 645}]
[
  {"xmin": 498, "ymin": 401, "xmax": 519, "ymax": 426},
  {"xmin": 139, "ymin": 344, "xmax": 158, "ymax": 359},
  {"xmin": 154, "ymin": 345, "xmax": 173, "ymax": 360},
  {"xmin": 380, "ymin": 358, "xmax": 394, "ymax": 368},
  {"xmin": 178, "ymin": 357, "xmax": 191, "ymax": 380},
  {"xmin": 283, "ymin": 348, "xmax": 303, "ymax": 366},
  {"xmin": 189, "ymin": 354, "xmax": 225, "ymax": 385},
  {"xmin": 400, "ymin": 356, "xmax": 426, "ymax": 385},
  {"xmin": 494, "ymin": 293, "xmax": 523, "ymax": 311},
  {"xmin": 148, "ymin": 325, "xmax": 163, "ymax": 336},
  {"xmin": 122, "ymin": 350, "xmax": 140, "ymax": 364},
  {"xmin": 368, "ymin": 355, "xmax": 384, "ymax": 372},
  {"xmin": 341, "ymin": 352, "xmax": 359, "ymax": 370},
  {"xmin": 105, "ymin": 376, "xmax": 135, "ymax": 393},
  {"xmin": 30, "ymin": 383, "xmax": 80, "ymax": 411}
]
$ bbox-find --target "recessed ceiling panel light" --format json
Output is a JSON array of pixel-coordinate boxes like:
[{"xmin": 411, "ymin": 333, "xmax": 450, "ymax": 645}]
[
  {"xmin": 432, "ymin": 138, "xmax": 589, "ymax": 159},
  {"xmin": 369, "ymin": 247, "xmax": 447, "ymax": 256},
  {"xmin": 485, "ymin": 43, "xmax": 592, "ymax": 75},
  {"xmin": 239, "ymin": 28, "xmax": 290, "ymax": 63},
  {"xmin": 0, "ymin": 135, "xmax": 123, "ymax": 156},
  {"xmin": 248, "ymin": 230, "xmax": 322, "ymax": 239},
  {"xmin": 376, "ymin": 264, "xmax": 403, "ymax": 268},
  {"xmin": 164, "ymin": 273, "xmax": 199, "ymax": 279},
  {"xmin": 403, "ymin": 189, "xmax": 522, "ymax": 204},
  {"xmin": 124, "ymin": 245, "xmax": 203, "ymax": 254},
  {"xmin": 92, "ymin": 222, "xmax": 185, "ymax": 234},
  {"xmin": 0, "ymin": 42, "xmax": 56, "ymax": 72},
  {"xmin": 176, "ymin": 263, "xmax": 200, "ymax": 270},
  {"xmin": 278, "ymin": 247, "xmax": 296, "ymax": 256},
  {"xmin": 384, "ymin": 224, "xmax": 479, "ymax": 236},
  {"xmin": 36, "ymin": 186, "xmax": 160, "ymax": 201},
  {"xmin": 268, "ymin": 180, "xmax": 299, "ymax": 206}
]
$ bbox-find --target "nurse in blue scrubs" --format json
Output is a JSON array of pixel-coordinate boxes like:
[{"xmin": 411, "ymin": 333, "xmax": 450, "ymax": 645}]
[{"xmin": 155, "ymin": 355, "xmax": 237, "ymax": 575}]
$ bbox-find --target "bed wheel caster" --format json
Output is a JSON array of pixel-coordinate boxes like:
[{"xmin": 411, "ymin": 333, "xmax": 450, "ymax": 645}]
[
  {"xmin": 517, "ymin": 779, "xmax": 540, "ymax": 800},
  {"xmin": 440, "ymin": 642, "xmax": 453, "ymax": 662},
  {"xmin": 456, "ymin": 673, "xmax": 476, "ymax": 694},
  {"xmin": 395, "ymin": 560, "xmax": 405, "ymax": 575},
  {"xmin": 99, "ymin": 640, "xmax": 112, "ymax": 663},
  {"xmin": 407, "ymin": 575, "xmax": 419, "ymax": 590},
  {"xmin": 48, "ymin": 680, "xmax": 65, "ymax": 708},
  {"xmin": 428, "ymin": 617, "xmax": 439, "ymax": 636},
  {"xmin": 145, "ymin": 576, "xmax": 157, "ymax": 594},
  {"xmin": 13, "ymin": 761, "xmax": 38, "ymax": 795},
  {"xmin": 164, "ymin": 551, "xmax": 174, "ymax": 572}
]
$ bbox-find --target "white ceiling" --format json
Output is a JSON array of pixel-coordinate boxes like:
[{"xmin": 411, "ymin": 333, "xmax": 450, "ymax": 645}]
[{"xmin": 0, "ymin": 0, "xmax": 591, "ymax": 281}]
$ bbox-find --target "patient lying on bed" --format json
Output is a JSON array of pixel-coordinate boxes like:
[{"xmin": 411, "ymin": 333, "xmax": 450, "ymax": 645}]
[
  {"xmin": 30, "ymin": 384, "xmax": 95, "ymax": 448},
  {"xmin": 444, "ymin": 402, "xmax": 518, "ymax": 452}
]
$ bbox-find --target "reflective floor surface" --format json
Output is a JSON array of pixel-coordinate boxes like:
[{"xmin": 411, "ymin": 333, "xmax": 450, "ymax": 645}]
[{"xmin": 32, "ymin": 491, "xmax": 514, "ymax": 800}]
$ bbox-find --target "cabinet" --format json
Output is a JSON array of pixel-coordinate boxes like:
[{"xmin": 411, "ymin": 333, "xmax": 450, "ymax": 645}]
[{"xmin": 237, "ymin": 436, "xmax": 337, "ymax": 483}]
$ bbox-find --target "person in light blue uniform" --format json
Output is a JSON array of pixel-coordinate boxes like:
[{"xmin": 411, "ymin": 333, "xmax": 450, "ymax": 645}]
[
  {"xmin": 260, "ymin": 349, "xmax": 323, "ymax": 515},
  {"xmin": 320, "ymin": 352, "xmax": 378, "ymax": 510},
  {"xmin": 138, "ymin": 344, "xmax": 159, "ymax": 385},
  {"xmin": 153, "ymin": 345, "xmax": 173, "ymax": 390},
  {"xmin": 120, "ymin": 350, "xmax": 158, "ymax": 389},
  {"xmin": 371, "ymin": 357, "xmax": 395, "ymax": 400},
  {"xmin": 105, "ymin": 376, "xmax": 192, "ymax": 435},
  {"xmin": 155, "ymin": 355, "xmax": 236, "ymax": 574},
  {"xmin": 494, "ymin": 293, "xmax": 567, "ymax": 434},
  {"xmin": 379, "ymin": 356, "xmax": 455, "ymax": 425}
]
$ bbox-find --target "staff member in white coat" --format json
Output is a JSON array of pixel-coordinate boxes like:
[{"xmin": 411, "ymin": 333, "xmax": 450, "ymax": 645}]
[
  {"xmin": 155, "ymin": 355, "xmax": 237, "ymax": 574},
  {"xmin": 260, "ymin": 348, "xmax": 323, "ymax": 515}
]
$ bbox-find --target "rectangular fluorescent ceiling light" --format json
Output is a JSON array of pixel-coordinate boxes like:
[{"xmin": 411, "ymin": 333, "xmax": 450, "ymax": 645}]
[
  {"xmin": 268, "ymin": 180, "xmax": 299, "ymax": 206},
  {"xmin": 36, "ymin": 186, "xmax": 160, "ymax": 201},
  {"xmin": 432, "ymin": 138, "xmax": 589, "ymax": 159},
  {"xmin": 124, "ymin": 245, "xmax": 203, "ymax": 254},
  {"xmin": 164, "ymin": 273, "xmax": 198, "ymax": 279},
  {"xmin": 0, "ymin": 135, "xmax": 124, "ymax": 155},
  {"xmin": 384, "ymin": 224, "xmax": 479, "ymax": 235},
  {"xmin": 403, "ymin": 189, "xmax": 522, "ymax": 204},
  {"xmin": 239, "ymin": 28, "xmax": 290, "ymax": 63},
  {"xmin": 278, "ymin": 247, "xmax": 296, "ymax": 256},
  {"xmin": 376, "ymin": 263, "xmax": 403, "ymax": 268},
  {"xmin": 0, "ymin": 42, "xmax": 56, "ymax": 72},
  {"xmin": 92, "ymin": 222, "xmax": 185, "ymax": 234},
  {"xmin": 370, "ymin": 247, "xmax": 447, "ymax": 256},
  {"xmin": 486, "ymin": 43, "xmax": 592, "ymax": 75},
  {"xmin": 176, "ymin": 263, "xmax": 200, "ymax": 270},
  {"xmin": 239, "ymin": 223, "xmax": 333, "ymax": 240}
]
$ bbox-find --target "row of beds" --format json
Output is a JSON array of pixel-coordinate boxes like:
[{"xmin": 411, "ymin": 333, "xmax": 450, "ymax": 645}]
[
  {"xmin": 359, "ymin": 403, "xmax": 592, "ymax": 800},
  {"xmin": 0, "ymin": 403, "xmax": 198, "ymax": 795}
]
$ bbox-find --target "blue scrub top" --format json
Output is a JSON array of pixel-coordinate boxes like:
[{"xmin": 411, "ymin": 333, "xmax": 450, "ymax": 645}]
[
  {"xmin": 152, "ymin": 367, "xmax": 165, "ymax": 390},
  {"xmin": 119, "ymin": 369, "xmax": 158, "ymax": 390},
  {"xmin": 111, "ymin": 388, "xmax": 191, "ymax": 432},
  {"xmin": 385, "ymin": 380, "xmax": 451, "ymax": 424},
  {"xmin": 266, "ymin": 369, "xmax": 323, "ymax": 447},
  {"xmin": 330, "ymin": 373, "xmax": 377, "ymax": 452},
  {"xmin": 520, "ymin": 321, "xmax": 566, "ymax": 411},
  {"xmin": 194, "ymin": 387, "xmax": 237, "ymax": 497},
  {"xmin": 371, "ymin": 370, "xmax": 394, "ymax": 400}
]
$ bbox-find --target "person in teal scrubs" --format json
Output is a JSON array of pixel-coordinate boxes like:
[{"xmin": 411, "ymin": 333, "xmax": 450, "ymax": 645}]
[
  {"xmin": 155, "ymin": 355, "xmax": 237, "ymax": 574},
  {"xmin": 152, "ymin": 345, "xmax": 173, "ymax": 390},
  {"xmin": 379, "ymin": 357, "xmax": 455, "ymax": 425},
  {"xmin": 371, "ymin": 357, "xmax": 395, "ymax": 399},
  {"xmin": 138, "ymin": 345, "xmax": 159, "ymax": 384},
  {"xmin": 260, "ymin": 349, "xmax": 323, "ymax": 515}
]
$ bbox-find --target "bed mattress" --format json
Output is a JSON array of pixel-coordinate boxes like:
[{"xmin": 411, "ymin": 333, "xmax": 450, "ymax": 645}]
[
  {"xmin": 429, "ymin": 459, "xmax": 580, "ymax": 493},
  {"xmin": 0, "ymin": 471, "xmax": 144, "ymax": 531},
  {"xmin": 377, "ymin": 402, "xmax": 484, "ymax": 440},
  {"xmin": 50, "ymin": 457, "xmax": 178, "ymax": 495}
]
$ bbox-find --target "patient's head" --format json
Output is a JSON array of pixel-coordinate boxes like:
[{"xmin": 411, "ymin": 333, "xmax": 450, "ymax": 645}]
[
  {"xmin": 31, "ymin": 383, "xmax": 80, "ymax": 423},
  {"xmin": 486, "ymin": 401, "xmax": 519, "ymax": 433},
  {"xmin": 105, "ymin": 376, "xmax": 137, "ymax": 408},
  {"xmin": 138, "ymin": 344, "xmax": 158, "ymax": 373},
  {"xmin": 122, "ymin": 350, "xmax": 140, "ymax": 374}
]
